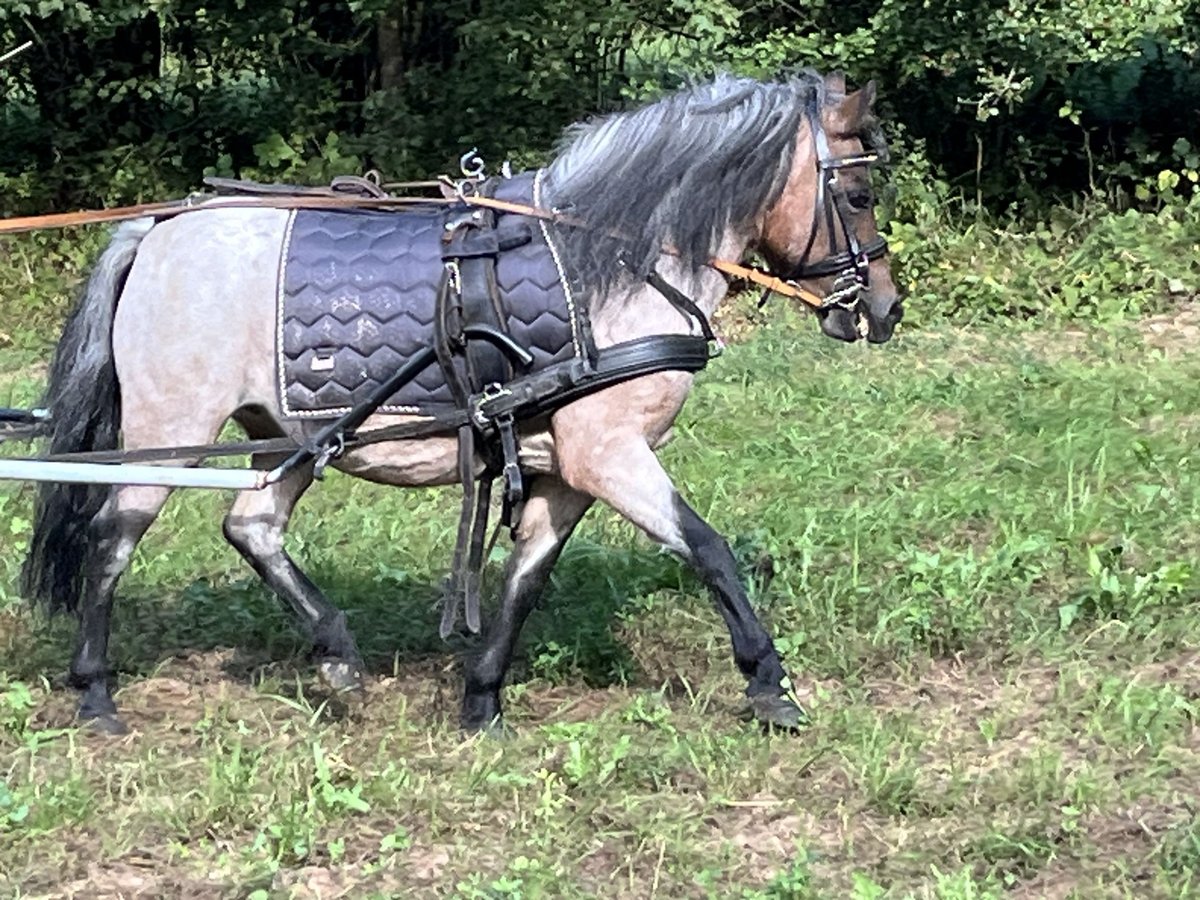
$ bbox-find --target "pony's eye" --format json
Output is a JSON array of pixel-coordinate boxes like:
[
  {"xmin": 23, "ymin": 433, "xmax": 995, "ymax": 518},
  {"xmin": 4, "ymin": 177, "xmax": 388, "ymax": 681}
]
[{"xmin": 846, "ymin": 189, "xmax": 874, "ymax": 212}]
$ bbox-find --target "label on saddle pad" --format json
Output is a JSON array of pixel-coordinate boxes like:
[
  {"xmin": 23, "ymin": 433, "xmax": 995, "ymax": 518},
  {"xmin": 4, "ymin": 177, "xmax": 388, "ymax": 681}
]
[{"xmin": 276, "ymin": 170, "xmax": 583, "ymax": 418}]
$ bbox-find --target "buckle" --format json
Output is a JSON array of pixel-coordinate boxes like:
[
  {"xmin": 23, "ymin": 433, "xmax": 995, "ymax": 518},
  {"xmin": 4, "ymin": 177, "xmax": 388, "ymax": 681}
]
[
  {"xmin": 472, "ymin": 382, "xmax": 509, "ymax": 429},
  {"xmin": 444, "ymin": 260, "xmax": 461, "ymax": 295},
  {"xmin": 312, "ymin": 431, "xmax": 345, "ymax": 480}
]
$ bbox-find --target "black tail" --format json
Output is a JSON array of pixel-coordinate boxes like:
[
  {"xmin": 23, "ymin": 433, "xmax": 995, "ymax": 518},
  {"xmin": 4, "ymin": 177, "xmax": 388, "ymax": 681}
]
[{"xmin": 20, "ymin": 219, "xmax": 155, "ymax": 613}]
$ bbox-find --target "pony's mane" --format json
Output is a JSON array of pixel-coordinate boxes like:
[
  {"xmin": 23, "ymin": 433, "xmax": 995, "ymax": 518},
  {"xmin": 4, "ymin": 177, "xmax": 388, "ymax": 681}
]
[{"xmin": 542, "ymin": 72, "xmax": 826, "ymax": 307}]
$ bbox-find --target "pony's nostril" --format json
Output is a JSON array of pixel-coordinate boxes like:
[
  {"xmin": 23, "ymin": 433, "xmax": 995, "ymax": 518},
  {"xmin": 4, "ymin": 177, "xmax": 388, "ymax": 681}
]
[{"xmin": 888, "ymin": 300, "xmax": 903, "ymax": 322}]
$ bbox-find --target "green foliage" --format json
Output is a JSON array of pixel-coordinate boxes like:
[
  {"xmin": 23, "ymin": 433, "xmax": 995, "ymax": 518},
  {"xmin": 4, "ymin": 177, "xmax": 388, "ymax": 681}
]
[
  {"xmin": 708, "ymin": 0, "xmax": 1200, "ymax": 205},
  {"xmin": 3, "ymin": 0, "xmax": 1198, "ymax": 217},
  {"xmin": 1058, "ymin": 545, "xmax": 1195, "ymax": 631},
  {"xmin": 741, "ymin": 850, "xmax": 814, "ymax": 899},
  {"xmin": 872, "ymin": 547, "xmax": 991, "ymax": 656},
  {"xmin": 886, "ymin": 183, "xmax": 1200, "ymax": 324},
  {"xmin": 0, "ymin": 677, "xmax": 34, "ymax": 739}
]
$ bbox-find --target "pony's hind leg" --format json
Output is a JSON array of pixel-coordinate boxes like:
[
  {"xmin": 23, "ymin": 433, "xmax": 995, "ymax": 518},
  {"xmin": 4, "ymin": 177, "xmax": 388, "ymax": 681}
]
[
  {"xmin": 461, "ymin": 476, "xmax": 593, "ymax": 732},
  {"xmin": 221, "ymin": 458, "xmax": 365, "ymax": 693},
  {"xmin": 71, "ymin": 484, "xmax": 172, "ymax": 734},
  {"xmin": 558, "ymin": 432, "xmax": 805, "ymax": 730},
  {"xmin": 70, "ymin": 407, "xmax": 233, "ymax": 733}
]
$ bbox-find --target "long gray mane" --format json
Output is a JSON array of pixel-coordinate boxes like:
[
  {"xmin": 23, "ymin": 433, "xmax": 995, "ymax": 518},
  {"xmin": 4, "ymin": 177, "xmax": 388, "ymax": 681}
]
[{"xmin": 543, "ymin": 72, "xmax": 827, "ymax": 306}]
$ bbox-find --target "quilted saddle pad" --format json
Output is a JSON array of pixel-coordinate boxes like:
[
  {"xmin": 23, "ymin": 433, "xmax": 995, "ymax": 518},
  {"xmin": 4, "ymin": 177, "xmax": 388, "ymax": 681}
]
[{"xmin": 277, "ymin": 170, "xmax": 583, "ymax": 418}]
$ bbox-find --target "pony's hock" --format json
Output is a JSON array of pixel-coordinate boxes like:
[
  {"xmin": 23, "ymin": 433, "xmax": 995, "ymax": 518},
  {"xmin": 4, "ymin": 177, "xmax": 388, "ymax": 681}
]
[{"xmin": 8, "ymin": 71, "xmax": 902, "ymax": 733}]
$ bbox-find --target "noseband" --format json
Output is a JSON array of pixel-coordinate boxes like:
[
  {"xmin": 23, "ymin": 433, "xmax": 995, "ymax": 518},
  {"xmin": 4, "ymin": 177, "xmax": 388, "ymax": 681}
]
[{"xmin": 786, "ymin": 108, "xmax": 889, "ymax": 311}]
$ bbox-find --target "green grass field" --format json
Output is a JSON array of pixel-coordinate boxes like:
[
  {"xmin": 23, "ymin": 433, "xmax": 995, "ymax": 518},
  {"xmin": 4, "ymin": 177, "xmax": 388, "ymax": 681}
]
[{"xmin": 0, "ymin": 300, "xmax": 1198, "ymax": 898}]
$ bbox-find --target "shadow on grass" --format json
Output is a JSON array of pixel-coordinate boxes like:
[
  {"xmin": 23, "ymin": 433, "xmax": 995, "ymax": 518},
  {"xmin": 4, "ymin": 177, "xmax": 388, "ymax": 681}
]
[{"xmin": 3, "ymin": 537, "xmax": 687, "ymax": 696}]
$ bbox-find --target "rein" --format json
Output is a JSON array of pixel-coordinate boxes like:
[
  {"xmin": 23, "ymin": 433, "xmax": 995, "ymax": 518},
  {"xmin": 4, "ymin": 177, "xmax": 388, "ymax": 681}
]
[
  {"xmin": 0, "ymin": 187, "xmax": 836, "ymax": 312},
  {"xmin": 0, "ymin": 194, "xmax": 520, "ymax": 234}
]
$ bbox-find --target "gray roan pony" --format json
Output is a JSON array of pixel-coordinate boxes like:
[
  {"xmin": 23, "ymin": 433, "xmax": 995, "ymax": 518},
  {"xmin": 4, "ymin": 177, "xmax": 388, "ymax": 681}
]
[{"xmin": 22, "ymin": 71, "xmax": 901, "ymax": 736}]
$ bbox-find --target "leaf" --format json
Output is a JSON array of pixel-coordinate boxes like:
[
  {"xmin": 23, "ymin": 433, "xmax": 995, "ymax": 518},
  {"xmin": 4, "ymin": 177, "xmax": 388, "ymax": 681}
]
[{"xmin": 253, "ymin": 132, "xmax": 299, "ymax": 169}]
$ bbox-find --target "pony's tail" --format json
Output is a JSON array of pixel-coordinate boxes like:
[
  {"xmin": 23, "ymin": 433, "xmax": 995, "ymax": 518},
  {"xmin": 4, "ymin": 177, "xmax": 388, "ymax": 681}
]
[{"xmin": 20, "ymin": 218, "xmax": 155, "ymax": 614}]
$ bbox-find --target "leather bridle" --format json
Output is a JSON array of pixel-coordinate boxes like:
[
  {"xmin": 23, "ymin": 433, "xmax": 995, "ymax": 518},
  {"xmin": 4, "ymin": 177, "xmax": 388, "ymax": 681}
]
[{"xmin": 784, "ymin": 107, "xmax": 889, "ymax": 311}]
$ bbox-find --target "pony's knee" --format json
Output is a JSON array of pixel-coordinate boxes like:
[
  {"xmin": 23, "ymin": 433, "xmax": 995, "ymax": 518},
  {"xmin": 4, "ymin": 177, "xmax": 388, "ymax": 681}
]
[{"xmin": 222, "ymin": 514, "xmax": 284, "ymax": 560}]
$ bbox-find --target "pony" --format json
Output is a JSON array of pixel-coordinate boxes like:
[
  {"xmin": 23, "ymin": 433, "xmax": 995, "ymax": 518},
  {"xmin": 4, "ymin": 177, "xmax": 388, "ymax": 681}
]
[{"xmin": 21, "ymin": 70, "xmax": 901, "ymax": 735}]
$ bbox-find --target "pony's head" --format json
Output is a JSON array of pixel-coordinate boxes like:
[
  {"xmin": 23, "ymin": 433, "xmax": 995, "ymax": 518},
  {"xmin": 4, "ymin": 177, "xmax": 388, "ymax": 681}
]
[
  {"xmin": 759, "ymin": 73, "xmax": 902, "ymax": 343},
  {"xmin": 544, "ymin": 71, "xmax": 901, "ymax": 342}
]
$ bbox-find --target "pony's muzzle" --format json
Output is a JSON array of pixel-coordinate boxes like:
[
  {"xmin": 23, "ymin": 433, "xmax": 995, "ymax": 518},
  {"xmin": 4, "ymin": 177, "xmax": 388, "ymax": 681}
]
[
  {"xmin": 865, "ymin": 296, "xmax": 903, "ymax": 344},
  {"xmin": 816, "ymin": 294, "xmax": 901, "ymax": 344}
]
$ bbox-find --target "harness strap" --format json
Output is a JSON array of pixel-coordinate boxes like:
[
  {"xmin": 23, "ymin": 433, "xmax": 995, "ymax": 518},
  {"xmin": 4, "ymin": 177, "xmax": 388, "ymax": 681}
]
[
  {"xmin": 708, "ymin": 259, "xmax": 824, "ymax": 308},
  {"xmin": 472, "ymin": 334, "xmax": 711, "ymax": 425},
  {"xmin": 791, "ymin": 234, "xmax": 887, "ymax": 280},
  {"xmin": 442, "ymin": 424, "xmax": 482, "ymax": 639},
  {"xmin": 495, "ymin": 411, "xmax": 524, "ymax": 528},
  {"xmin": 463, "ymin": 474, "xmax": 492, "ymax": 633},
  {"xmin": 21, "ymin": 334, "xmax": 710, "ymax": 471},
  {"xmin": 646, "ymin": 269, "xmax": 719, "ymax": 343}
]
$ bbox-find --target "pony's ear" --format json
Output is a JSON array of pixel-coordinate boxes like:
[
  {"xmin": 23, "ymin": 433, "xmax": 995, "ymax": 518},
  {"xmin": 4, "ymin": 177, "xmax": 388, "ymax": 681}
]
[
  {"xmin": 824, "ymin": 71, "xmax": 847, "ymax": 95},
  {"xmin": 857, "ymin": 80, "xmax": 878, "ymax": 113},
  {"xmin": 834, "ymin": 80, "xmax": 878, "ymax": 133}
]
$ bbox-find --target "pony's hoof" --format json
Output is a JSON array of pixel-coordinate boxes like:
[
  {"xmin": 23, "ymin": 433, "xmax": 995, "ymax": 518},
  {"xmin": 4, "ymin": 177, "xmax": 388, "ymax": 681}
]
[
  {"xmin": 463, "ymin": 716, "xmax": 513, "ymax": 740},
  {"xmin": 81, "ymin": 713, "xmax": 130, "ymax": 736},
  {"xmin": 743, "ymin": 694, "xmax": 809, "ymax": 732},
  {"xmin": 317, "ymin": 660, "xmax": 365, "ymax": 695}
]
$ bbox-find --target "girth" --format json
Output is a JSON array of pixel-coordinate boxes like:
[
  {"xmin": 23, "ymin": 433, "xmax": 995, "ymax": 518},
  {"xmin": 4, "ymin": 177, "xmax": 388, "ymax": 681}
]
[{"xmin": 436, "ymin": 185, "xmax": 534, "ymax": 638}]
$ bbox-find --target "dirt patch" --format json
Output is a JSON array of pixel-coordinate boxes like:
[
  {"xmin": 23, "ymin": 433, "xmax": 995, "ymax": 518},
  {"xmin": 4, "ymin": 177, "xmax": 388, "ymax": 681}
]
[
  {"xmin": 514, "ymin": 683, "xmax": 633, "ymax": 724},
  {"xmin": 1136, "ymin": 301, "xmax": 1200, "ymax": 356},
  {"xmin": 1020, "ymin": 326, "xmax": 1094, "ymax": 362},
  {"xmin": 1005, "ymin": 858, "xmax": 1110, "ymax": 900},
  {"xmin": 270, "ymin": 865, "xmax": 354, "ymax": 899},
  {"xmin": 1141, "ymin": 412, "xmax": 1200, "ymax": 436},
  {"xmin": 720, "ymin": 808, "xmax": 817, "ymax": 868},
  {"xmin": 50, "ymin": 861, "xmax": 228, "ymax": 900},
  {"xmin": 859, "ymin": 657, "xmax": 1058, "ymax": 720},
  {"xmin": 926, "ymin": 409, "xmax": 966, "ymax": 439}
]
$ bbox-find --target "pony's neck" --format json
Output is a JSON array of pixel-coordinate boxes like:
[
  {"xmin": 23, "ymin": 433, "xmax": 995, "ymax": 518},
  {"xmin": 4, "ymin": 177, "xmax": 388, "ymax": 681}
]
[{"xmin": 587, "ymin": 222, "xmax": 755, "ymax": 349}]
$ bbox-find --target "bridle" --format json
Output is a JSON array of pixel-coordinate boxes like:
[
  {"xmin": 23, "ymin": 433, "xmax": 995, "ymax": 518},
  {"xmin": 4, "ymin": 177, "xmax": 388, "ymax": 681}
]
[{"xmin": 785, "ymin": 107, "xmax": 889, "ymax": 311}]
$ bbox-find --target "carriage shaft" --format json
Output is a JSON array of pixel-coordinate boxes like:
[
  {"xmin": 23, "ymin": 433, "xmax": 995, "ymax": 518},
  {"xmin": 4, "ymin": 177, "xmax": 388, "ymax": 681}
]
[{"xmin": 0, "ymin": 459, "xmax": 271, "ymax": 490}]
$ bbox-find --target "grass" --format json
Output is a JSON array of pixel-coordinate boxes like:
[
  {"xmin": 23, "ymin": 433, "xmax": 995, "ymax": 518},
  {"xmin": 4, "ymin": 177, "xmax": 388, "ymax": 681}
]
[{"xmin": 0, "ymin": 289, "xmax": 1198, "ymax": 897}]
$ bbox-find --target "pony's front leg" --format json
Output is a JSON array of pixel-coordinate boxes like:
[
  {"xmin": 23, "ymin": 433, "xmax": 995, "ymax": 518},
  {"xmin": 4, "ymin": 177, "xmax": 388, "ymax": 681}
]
[
  {"xmin": 559, "ymin": 432, "xmax": 805, "ymax": 730},
  {"xmin": 461, "ymin": 476, "xmax": 593, "ymax": 732}
]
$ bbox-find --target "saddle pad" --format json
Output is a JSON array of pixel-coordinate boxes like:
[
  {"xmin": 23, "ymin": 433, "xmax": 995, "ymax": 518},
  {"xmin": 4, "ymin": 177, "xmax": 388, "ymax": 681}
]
[{"xmin": 277, "ymin": 170, "xmax": 583, "ymax": 418}]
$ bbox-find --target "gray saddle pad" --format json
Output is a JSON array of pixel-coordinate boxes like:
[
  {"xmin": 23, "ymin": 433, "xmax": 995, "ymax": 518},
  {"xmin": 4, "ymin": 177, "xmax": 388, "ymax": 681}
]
[{"xmin": 277, "ymin": 170, "xmax": 583, "ymax": 418}]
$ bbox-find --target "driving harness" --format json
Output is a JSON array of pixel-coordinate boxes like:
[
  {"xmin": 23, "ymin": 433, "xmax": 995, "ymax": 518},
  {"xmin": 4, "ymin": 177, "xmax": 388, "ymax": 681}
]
[
  {"xmin": 210, "ymin": 108, "xmax": 888, "ymax": 639},
  {"xmin": 268, "ymin": 167, "xmax": 716, "ymax": 638}
]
